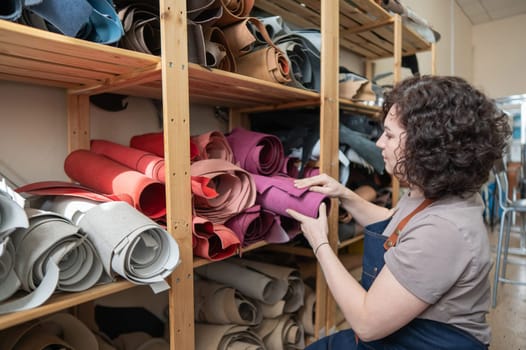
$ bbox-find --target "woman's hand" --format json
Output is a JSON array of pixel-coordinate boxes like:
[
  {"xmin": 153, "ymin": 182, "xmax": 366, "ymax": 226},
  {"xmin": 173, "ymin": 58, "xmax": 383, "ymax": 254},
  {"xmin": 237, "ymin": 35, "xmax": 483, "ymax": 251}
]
[
  {"xmin": 286, "ymin": 203, "xmax": 329, "ymax": 255},
  {"xmin": 294, "ymin": 173, "xmax": 348, "ymax": 199}
]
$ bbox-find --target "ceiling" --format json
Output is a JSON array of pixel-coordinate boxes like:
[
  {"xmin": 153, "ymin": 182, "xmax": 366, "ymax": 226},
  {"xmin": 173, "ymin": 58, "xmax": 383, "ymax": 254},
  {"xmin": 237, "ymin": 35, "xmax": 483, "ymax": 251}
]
[{"xmin": 455, "ymin": 0, "xmax": 526, "ymax": 24}]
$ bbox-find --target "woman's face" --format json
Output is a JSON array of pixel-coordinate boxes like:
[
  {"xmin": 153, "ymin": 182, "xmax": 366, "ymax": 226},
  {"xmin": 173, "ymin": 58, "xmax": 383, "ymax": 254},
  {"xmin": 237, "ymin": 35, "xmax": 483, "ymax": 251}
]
[{"xmin": 376, "ymin": 105, "xmax": 406, "ymax": 176}]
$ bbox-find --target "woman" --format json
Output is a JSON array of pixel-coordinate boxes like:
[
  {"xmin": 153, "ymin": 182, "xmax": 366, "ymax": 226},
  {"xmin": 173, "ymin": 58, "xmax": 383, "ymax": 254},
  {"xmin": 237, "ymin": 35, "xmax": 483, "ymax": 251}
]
[{"xmin": 286, "ymin": 75, "xmax": 510, "ymax": 349}]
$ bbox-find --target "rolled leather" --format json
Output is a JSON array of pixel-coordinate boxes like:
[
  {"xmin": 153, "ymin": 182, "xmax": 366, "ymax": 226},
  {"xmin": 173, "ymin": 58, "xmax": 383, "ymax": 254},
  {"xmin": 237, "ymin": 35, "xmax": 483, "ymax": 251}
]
[
  {"xmin": 190, "ymin": 130, "xmax": 234, "ymax": 162},
  {"xmin": 194, "ymin": 278, "xmax": 262, "ymax": 325},
  {"xmin": 215, "ymin": 0, "xmax": 255, "ymax": 27},
  {"xmin": 64, "ymin": 149, "xmax": 166, "ymax": 219},
  {"xmin": 195, "ymin": 323, "xmax": 265, "ymax": 350},
  {"xmin": 190, "ymin": 159, "xmax": 256, "ymax": 223},
  {"xmin": 236, "ymin": 45, "xmax": 291, "ymax": 84},
  {"xmin": 226, "ymin": 127, "xmax": 285, "ymax": 176},
  {"xmin": 192, "ymin": 215, "xmax": 240, "ymax": 261}
]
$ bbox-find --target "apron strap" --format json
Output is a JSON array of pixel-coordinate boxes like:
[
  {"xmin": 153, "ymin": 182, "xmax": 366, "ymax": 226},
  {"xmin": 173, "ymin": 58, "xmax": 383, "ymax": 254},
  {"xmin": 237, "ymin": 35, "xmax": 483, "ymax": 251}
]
[{"xmin": 383, "ymin": 198, "xmax": 434, "ymax": 250}]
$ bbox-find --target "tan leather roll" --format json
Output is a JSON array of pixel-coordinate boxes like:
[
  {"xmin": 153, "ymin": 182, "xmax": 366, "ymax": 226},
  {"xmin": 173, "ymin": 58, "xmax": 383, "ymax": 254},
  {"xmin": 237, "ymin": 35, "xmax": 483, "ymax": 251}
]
[{"xmin": 237, "ymin": 46, "xmax": 291, "ymax": 84}]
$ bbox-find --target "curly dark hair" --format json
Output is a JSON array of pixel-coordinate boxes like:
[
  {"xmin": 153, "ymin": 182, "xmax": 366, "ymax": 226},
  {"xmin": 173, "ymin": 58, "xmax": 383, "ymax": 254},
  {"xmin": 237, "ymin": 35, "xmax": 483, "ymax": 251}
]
[{"xmin": 382, "ymin": 75, "xmax": 511, "ymax": 199}]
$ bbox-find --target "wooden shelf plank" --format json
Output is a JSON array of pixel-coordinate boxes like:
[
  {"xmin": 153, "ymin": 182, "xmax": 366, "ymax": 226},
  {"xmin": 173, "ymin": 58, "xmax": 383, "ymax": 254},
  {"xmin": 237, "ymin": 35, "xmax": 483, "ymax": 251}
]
[{"xmin": 0, "ymin": 280, "xmax": 135, "ymax": 331}]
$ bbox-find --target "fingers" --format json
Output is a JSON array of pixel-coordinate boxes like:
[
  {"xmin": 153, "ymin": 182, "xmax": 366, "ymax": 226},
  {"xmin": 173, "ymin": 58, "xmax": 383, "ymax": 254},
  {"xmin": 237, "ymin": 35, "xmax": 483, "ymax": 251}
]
[
  {"xmin": 286, "ymin": 208, "xmax": 308, "ymax": 222},
  {"xmin": 293, "ymin": 174, "xmax": 328, "ymax": 188},
  {"xmin": 318, "ymin": 202, "xmax": 327, "ymax": 218}
]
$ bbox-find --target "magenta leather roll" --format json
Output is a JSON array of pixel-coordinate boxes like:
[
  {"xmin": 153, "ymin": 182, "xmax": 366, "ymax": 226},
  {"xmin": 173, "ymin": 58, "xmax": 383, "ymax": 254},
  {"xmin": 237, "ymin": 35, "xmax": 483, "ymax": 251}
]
[
  {"xmin": 129, "ymin": 131, "xmax": 200, "ymax": 160},
  {"xmin": 191, "ymin": 130, "xmax": 234, "ymax": 162},
  {"xmin": 225, "ymin": 127, "xmax": 285, "ymax": 176},
  {"xmin": 252, "ymin": 174, "xmax": 330, "ymax": 219},
  {"xmin": 64, "ymin": 150, "xmax": 166, "ymax": 219},
  {"xmin": 190, "ymin": 159, "xmax": 256, "ymax": 223},
  {"xmin": 225, "ymin": 205, "xmax": 270, "ymax": 246},
  {"xmin": 91, "ymin": 139, "xmax": 165, "ymax": 183},
  {"xmin": 193, "ymin": 216, "xmax": 240, "ymax": 261}
]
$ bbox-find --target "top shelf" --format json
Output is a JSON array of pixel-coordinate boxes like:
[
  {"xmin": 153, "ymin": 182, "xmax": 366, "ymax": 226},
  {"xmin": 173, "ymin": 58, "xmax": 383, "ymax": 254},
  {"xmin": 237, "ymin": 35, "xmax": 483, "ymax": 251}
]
[
  {"xmin": 0, "ymin": 19, "xmax": 319, "ymax": 108},
  {"xmin": 255, "ymin": 0, "xmax": 432, "ymax": 59}
]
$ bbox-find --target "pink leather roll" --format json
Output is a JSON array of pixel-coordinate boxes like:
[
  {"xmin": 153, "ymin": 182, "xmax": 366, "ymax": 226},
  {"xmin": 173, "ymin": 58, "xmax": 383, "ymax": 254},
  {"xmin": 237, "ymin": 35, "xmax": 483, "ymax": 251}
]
[
  {"xmin": 225, "ymin": 127, "xmax": 285, "ymax": 176},
  {"xmin": 64, "ymin": 150, "xmax": 166, "ymax": 219},
  {"xmin": 129, "ymin": 132, "xmax": 200, "ymax": 161},
  {"xmin": 190, "ymin": 130, "xmax": 234, "ymax": 162},
  {"xmin": 193, "ymin": 216, "xmax": 240, "ymax": 261},
  {"xmin": 91, "ymin": 139, "xmax": 165, "ymax": 182},
  {"xmin": 252, "ymin": 174, "xmax": 330, "ymax": 219},
  {"xmin": 190, "ymin": 159, "xmax": 256, "ymax": 223}
]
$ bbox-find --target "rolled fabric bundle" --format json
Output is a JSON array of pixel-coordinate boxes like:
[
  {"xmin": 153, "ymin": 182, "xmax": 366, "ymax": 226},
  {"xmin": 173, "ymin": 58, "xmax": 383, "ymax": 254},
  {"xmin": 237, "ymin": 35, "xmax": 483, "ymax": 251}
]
[
  {"xmin": 0, "ymin": 0, "xmax": 22, "ymax": 21},
  {"xmin": 272, "ymin": 29, "xmax": 321, "ymax": 91},
  {"xmin": 226, "ymin": 127, "xmax": 285, "ymax": 176},
  {"xmin": 0, "ymin": 241, "xmax": 21, "ymax": 303},
  {"xmin": 118, "ymin": 2, "xmax": 161, "ymax": 55},
  {"xmin": 236, "ymin": 45, "xmax": 291, "ymax": 84},
  {"xmin": 190, "ymin": 130, "xmax": 234, "ymax": 162},
  {"xmin": 129, "ymin": 132, "xmax": 201, "ymax": 161},
  {"xmin": 232, "ymin": 259, "xmax": 305, "ymax": 313},
  {"xmin": 0, "ymin": 209, "xmax": 106, "ymax": 314},
  {"xmin": 113, "ymin": 332, "xmax": 169, "ymax": 350},
  {"xmin": 187, "ymin": 0, "xmax": 223, "ymax": 27},
  {"xmin": 254, "ymin": 314, "xmax": 305, "ymax": 349},
  {"xmin": 64, "ymin": 149, "xmax": 166, "ymax": 219},
  {"xmin": 203, "ymin": 26, "xmax": 237, "ymax": 72},
  {"xmin": 222, "ymin": 17, "xmax": 257, "ymax": 58},
  {"xmin": 129, "ymin": 132, "xmax": 165, "ymax": 157},
  {"xmin": 16, "ymin": 180, "xmax": 134, "ymax": 205},
  {"xmin": 192, "ymin": 215, "xmax": 240, "ymax": 261},
  {"xmin": 283, "ymin": 157, "xmax": 300, "ymax": 178},
  {"xmin": 0, "ymin": 312, "xmax": 99, "ymax": 350},
  {"xmin": 195, "ymin": 323, "xmax": 265, "ymax": 350},
  {"xmin": 0, "ymin": 188, "xmax": 28, "ymax": 242},
  {"xmin": 190, "ymin": 159, "xmax": 256, "ymax": 223},
  {"xmin": 74, "ymin": 201, "xmax": 180, "ymax": 293},
  {"xmin": 195, "ymin": 260, "xmax": 288, "ymax": 304},
  {"xmin": 216, "ymin": 0, "xmax": 255, "ymax": 27},
  {"xmin": 224, "ymin": 205, "xmax": 291, "ymax": 246},
  {"xmin": 194, "ymin": 278, "xmax": 262, "ymax": 325},
  {"xmin": 91, "ymin": 139, "xmax": 166, "ymax": 183},
  {"xmin": 251, "ymin": 174, "xmax": 330, "ymax": 219},
  {"xmin": 297, "ymin": 284, "xmax": 316, "ymax": 335}
]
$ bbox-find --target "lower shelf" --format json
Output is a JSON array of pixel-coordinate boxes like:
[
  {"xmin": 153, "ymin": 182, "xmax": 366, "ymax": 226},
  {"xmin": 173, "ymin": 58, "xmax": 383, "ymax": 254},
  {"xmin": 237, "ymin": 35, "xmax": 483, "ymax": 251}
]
[{"xmin": 0, "ymin": 279, "xmax": 135, "ymax": 330}]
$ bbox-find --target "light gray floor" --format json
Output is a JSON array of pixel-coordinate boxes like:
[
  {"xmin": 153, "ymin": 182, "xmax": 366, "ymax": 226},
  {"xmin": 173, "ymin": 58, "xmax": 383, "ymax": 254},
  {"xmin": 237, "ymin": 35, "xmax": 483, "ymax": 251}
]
[{"xmin": 488, "ymin": 224, "xmax": 526, "ymax": 349}]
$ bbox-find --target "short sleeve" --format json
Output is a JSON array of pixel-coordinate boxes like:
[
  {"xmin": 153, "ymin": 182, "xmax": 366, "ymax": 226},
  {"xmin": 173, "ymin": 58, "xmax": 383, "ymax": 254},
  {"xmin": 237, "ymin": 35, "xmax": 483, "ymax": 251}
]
[{"xmin": 384, "ymin": 215, "xmax": 472, "ymax": 304}]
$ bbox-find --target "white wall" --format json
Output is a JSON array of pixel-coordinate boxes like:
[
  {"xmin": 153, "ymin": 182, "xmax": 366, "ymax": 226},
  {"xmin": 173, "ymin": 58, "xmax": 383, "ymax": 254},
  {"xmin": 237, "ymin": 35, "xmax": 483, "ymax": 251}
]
[
  {"xmin": 374, "ymin": 0, "xmax": 472, "ymax": 83},
  {"xmin": 472, "ymin": 14, "xmax": 526, "ymax": 98},
  {"xmin": 0, "ymin": 81, "xmax": 221, "ymax": 186}
]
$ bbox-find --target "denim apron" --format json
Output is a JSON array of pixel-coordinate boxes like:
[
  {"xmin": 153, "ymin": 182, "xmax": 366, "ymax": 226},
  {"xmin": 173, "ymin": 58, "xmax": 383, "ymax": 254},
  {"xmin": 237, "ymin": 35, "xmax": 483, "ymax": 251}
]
[{"xmin": 306, "ymin": 206, "xmax": 488, "ymax": 350}]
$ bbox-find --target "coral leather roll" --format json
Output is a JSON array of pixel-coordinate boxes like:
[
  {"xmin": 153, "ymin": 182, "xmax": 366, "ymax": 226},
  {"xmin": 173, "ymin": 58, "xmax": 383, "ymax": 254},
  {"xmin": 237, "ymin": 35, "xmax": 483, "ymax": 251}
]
[
  {"xmin": 252, "ymin": 173, "xmax": 330, "ymax": 219},
  {"xmin": 91, "ymin": 139, "xmax": 165, "ymax": 183},
  {"xmin": 226, "ymin": 127, "xmax": 285, "ymax": 176},
  {"xmin": 191, "ymin": 130, "xmax": 234, "ymax": 162},
  {"xmin": 64, "ymin": 150, "xmax": 166, "ymax": 219},
  {"xmin": 190, "ymin": 159, "xmax": 256, "ymax": 223}
]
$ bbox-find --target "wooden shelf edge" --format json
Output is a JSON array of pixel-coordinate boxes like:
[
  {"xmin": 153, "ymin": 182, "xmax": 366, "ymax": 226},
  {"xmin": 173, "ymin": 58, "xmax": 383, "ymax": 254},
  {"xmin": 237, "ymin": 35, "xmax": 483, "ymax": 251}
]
[
  {"xmin": 193, "ymin": 241, "xmax": 269, "ymax": 268},
  {"xmin": 0, "ymin": 280, "xmax": 135, "ymax": 330}
]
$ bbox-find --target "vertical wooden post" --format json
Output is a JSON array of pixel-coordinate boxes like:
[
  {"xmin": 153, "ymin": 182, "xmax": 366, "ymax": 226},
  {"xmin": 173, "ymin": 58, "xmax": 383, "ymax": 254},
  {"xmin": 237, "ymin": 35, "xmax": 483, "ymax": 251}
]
[
  {"xmin": 390, "ymin": 14, "xmax": 402, "ymax": 206},
  {"xmin": 66, "ymin": 93, "xmax": 90, "ymax": 153},
  {"xmin": 159, "ymin": 1, "xmax": 194, "ymax": 349},
  {"xmin": 320, "ymin": 0, "xmax": 340, "ymax": 336}
]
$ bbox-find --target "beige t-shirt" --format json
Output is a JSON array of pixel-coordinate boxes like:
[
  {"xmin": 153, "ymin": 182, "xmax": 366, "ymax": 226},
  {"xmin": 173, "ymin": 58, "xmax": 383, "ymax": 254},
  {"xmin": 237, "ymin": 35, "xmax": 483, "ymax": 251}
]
[{"xmin": 383, "ymin": 192, "xmax": 491, "ymax": 345}]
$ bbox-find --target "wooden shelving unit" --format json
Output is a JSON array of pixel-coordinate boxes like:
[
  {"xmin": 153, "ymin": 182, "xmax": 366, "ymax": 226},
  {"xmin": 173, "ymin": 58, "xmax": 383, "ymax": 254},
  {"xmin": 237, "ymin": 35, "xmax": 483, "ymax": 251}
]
[{"xmin": 0, "ymin": 0, "xmax": 435, "ymax": 348}]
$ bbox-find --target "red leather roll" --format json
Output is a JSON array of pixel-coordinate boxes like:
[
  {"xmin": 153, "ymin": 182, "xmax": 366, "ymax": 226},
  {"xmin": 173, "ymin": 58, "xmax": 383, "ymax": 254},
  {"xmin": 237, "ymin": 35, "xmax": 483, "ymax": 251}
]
[
  {"xmin": 130, "ymin": 131, "xmax": 200, "ymax": 161},
  {"xmin": 193, "ymin": 215, "xmax": 240, "ymax": 261},
  {"xmin": 91, "ymin": 139, "xmax": 165, "ymax": 182},
  {"xmin": 64, "ymin": 150, "xmax": 166, "ymax": 219}
]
